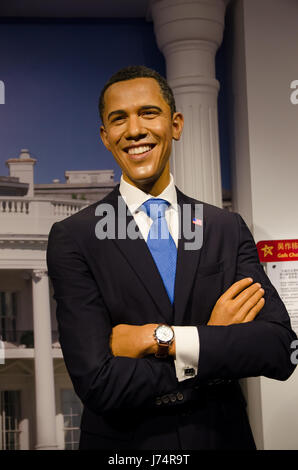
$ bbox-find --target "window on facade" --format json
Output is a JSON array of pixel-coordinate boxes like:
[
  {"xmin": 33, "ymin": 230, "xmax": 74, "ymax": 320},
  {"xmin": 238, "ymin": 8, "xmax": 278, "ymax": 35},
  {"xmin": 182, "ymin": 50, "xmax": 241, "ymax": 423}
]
[
  {"xmin": 0, "ymin": 292, "xmax": 17, "ymax": 342},
  {"xmin": 61, "ymin": 389, "xmax": 82, "ymax": 450},
  {"xmin": 0, "ymin": 390, "xmax": 21, "ymax": 450}
]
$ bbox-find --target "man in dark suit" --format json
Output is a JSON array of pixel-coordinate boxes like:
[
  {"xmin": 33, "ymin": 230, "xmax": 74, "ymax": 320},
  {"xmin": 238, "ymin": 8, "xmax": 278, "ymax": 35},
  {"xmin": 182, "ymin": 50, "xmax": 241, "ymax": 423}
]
[{"xmin": 47, "ymin": 66, "xmax": 296, "ymax": 450}]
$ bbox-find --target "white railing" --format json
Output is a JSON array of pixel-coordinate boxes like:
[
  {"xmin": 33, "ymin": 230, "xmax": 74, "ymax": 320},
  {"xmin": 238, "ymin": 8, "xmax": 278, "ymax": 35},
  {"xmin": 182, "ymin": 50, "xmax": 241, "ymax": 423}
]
[
  {"xmin": 0, "ymin": 199, "xmax": 30, "ymax": 214},
  {"xmin": 0, "ymin": 197, "xmax": 88, "ymax": 235},
  {"xmin": 52, "ymin": 201, "xmax": 85, "ymax": 217}
]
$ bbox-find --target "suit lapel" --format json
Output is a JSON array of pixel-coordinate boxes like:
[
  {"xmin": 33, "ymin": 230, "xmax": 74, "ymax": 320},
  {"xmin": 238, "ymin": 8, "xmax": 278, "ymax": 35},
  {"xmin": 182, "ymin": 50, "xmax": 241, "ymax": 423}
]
[
  {"xmin": 173, "ymin": 188, "xmax": 204, "ymax": 325},
  {"xmin": 99, "ymin": 185, "xmax": 204, "ymax": 326},
  {"xmin": 103, "ymin": 187, "xmax": 173, "ymax": 323}
]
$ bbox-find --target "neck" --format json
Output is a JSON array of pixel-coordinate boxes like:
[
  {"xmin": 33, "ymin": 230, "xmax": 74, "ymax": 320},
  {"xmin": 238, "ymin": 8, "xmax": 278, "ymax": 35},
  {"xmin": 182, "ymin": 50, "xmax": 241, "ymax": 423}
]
[{"xmin": 123, "ymin": 163, "xmax": 171, "ymax": 197}]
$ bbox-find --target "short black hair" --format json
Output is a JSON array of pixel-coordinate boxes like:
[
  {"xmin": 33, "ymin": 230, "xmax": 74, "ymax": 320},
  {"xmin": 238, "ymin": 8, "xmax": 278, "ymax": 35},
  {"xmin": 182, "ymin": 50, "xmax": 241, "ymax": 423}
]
[{"xmin": 98, "ymin": 65, "xmax": 176, "ymax": 123}]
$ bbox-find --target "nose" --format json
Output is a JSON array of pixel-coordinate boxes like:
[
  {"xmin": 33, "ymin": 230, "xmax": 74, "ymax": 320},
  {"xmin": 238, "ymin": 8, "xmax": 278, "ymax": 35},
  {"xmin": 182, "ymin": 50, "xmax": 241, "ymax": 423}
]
[{"xmin": 125, "ymin": 115, "xmax": 147, "ymax": 141}]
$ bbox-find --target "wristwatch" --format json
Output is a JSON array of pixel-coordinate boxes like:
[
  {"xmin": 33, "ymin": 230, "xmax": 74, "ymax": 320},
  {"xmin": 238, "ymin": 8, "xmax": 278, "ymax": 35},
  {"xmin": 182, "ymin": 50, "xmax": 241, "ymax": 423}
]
[{"xmin": 153, "ymin": 324, "xmax": 175, "ymax": 358}]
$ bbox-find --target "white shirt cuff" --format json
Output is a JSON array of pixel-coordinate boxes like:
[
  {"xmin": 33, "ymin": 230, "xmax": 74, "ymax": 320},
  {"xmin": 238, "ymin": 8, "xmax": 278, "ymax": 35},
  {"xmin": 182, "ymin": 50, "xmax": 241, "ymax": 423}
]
[{"xmin": 172, "ymin": 326, "xmax": 200, "ymax": 382}]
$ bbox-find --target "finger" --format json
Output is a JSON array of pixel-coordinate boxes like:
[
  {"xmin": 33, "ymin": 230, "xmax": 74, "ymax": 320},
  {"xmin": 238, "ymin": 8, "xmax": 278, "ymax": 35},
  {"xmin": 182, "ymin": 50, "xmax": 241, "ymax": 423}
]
[
  {"xmin": 233, "ymin": 283, "xmax": 263, "ymax": 310},
  {"xmin": 220, "ymin": 278, "xmax": 254, "ymax": 302},
  {"xmin": 237, "ymin": 287, "xmax": 264, "ymax": 319},
  {"xmin": 242, "ymin": 297, "xmax": 265, "ymax": 323}
]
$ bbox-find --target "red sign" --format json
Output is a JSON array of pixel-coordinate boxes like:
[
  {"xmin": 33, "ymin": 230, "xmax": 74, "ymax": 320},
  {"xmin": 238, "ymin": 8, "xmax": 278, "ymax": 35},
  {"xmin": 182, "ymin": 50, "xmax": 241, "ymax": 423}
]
[{"xmin": 257, "ymin": 239, "xmax": 298, "ymax": 262}]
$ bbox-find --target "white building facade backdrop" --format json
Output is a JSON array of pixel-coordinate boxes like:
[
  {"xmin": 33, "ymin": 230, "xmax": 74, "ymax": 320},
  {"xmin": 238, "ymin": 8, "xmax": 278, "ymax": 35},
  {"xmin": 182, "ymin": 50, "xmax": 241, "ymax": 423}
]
[{"xmin": 0, "ymin": 150, "xmax": 115, "ymax": 450}]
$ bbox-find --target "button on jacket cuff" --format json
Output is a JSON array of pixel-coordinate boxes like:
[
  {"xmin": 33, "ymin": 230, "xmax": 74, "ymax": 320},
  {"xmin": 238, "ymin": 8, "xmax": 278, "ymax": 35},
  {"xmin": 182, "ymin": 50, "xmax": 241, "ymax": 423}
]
[{"xmin": 173, "ymin": 326, "xmax": 200, "ymax": 382}]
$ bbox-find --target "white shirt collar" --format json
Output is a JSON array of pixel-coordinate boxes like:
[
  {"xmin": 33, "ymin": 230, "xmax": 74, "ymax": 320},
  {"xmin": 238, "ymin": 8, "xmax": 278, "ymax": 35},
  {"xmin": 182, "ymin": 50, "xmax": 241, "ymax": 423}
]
[{"xmin": 119, "ymin": 173, "xmax": 177, "ymax": 215}]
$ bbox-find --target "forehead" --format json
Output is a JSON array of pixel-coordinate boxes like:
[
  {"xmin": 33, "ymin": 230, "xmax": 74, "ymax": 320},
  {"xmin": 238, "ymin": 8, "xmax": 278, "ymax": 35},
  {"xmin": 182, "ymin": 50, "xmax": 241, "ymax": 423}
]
[{"xmin": 103, "ymin": 77, "xmax": 169, "ymax": 113}]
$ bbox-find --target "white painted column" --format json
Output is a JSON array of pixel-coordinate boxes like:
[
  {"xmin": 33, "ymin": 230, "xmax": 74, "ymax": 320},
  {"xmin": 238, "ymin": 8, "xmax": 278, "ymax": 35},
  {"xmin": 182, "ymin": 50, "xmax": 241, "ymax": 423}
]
[
  {"xmin": 32, "ymin": 269, "xmax": 57, "ymax": 450},
  {"xmin": 151, "ymin": 0, "xmax": 228, "ymax": 206}
]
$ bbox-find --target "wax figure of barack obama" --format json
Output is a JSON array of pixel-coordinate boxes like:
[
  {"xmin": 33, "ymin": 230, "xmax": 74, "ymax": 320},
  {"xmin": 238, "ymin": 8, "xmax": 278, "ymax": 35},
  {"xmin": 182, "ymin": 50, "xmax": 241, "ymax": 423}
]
[{"xmin": 47, "ymin": 66, "xmax": 296, "ymax": 450}]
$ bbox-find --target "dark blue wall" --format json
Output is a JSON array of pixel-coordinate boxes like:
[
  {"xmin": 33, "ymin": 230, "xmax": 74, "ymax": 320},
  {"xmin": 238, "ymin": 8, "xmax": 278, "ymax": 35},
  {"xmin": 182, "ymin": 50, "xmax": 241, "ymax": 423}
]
[
  {"xmin": 0, "ymin": 19, "xmax": 166, "ymax": 184},
  {"xmin": 0, "ymin": 18, "xmax": 230, "ymax": 190}
]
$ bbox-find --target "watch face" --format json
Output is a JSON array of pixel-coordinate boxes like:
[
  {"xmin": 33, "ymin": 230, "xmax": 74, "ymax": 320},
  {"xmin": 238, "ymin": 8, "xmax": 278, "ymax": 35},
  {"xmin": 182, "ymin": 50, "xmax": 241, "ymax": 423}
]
[{"xmin": 156, "ymin": 325, "xmax": 174, "ymax": 343}]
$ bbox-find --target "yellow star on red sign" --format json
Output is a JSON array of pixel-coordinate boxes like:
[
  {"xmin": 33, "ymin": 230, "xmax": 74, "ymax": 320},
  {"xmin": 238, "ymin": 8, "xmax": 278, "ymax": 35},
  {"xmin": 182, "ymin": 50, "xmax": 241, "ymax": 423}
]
[{"xmin": 261, "ymin": 244, "xmax": 274, "ymax": 257}]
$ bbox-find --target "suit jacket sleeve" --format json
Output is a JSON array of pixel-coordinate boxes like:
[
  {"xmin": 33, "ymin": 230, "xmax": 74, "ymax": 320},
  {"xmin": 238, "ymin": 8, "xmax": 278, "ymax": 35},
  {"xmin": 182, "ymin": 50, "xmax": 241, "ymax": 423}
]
[
  {"xmin": 196, "ymin": 213, "xmax": 297, "ymax": 382},
  {"xmin": 47, "ymin": 221, "xmax": 179, "ymax": 415}
]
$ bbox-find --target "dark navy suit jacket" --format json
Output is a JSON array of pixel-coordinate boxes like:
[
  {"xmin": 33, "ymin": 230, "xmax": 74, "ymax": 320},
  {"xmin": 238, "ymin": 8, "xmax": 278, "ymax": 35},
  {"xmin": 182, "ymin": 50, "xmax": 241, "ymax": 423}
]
[{"xmin": 47, "ymin": 186, "xmax": 296, "ymax": 449}]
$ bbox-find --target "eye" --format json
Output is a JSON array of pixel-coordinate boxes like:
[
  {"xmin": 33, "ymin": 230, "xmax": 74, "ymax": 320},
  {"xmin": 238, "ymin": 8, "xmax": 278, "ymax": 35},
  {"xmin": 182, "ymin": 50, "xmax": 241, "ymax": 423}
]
[
  {"xmin": 141, "ymin": 110, "xmax": 158, "ymax": 118},
  {"xmin": 111, "ymin": 115, "xmax": 126, "ymax": 123}
]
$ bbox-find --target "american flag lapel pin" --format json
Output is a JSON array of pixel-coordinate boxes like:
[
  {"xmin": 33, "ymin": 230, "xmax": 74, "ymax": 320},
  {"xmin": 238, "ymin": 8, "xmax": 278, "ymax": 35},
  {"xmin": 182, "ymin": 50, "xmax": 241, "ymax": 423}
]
[{"xmin": 192, "ymin": 218, "xmax": 202, "ymax": 226}]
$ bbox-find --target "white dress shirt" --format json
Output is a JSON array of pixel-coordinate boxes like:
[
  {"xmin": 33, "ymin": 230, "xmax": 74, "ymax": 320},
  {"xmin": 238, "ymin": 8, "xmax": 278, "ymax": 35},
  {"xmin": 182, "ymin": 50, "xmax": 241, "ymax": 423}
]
[{"xmin": 119, "ymin": 174, "xmax": 199, "ymax": 382}]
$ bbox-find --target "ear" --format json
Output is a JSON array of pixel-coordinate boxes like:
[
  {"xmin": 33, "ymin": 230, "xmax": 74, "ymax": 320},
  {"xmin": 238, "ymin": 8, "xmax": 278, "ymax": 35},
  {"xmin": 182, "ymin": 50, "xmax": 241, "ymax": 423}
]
[
  {"xmin": 172, "ymin": 112, "xmax": 184, "ymax": 141},
  {"xmin": 100, "ymin": 125, "xmax": 111, "ymax": 151}
]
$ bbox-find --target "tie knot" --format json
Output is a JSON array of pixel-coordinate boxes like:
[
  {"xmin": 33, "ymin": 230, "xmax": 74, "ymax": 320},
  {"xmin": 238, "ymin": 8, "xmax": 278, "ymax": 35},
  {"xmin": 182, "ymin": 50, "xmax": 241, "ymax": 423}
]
[{"xmin": 140, "ymin": 198, "xmax": 170, "ymax": 220}]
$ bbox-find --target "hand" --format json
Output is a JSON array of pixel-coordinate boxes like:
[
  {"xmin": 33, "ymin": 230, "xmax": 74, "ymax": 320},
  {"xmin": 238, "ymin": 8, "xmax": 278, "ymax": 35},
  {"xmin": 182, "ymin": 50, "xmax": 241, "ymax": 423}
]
[{"xmin": 208, "ymin": 278, "xmax": 265, "ymax": 326}]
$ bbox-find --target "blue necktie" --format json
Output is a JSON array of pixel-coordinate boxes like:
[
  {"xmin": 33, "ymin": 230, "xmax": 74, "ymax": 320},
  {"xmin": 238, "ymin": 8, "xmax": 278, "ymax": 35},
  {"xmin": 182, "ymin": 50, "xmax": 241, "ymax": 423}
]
[{"xmin": 140, "ymin": 198, "xmax": 177, "ymax": 304}]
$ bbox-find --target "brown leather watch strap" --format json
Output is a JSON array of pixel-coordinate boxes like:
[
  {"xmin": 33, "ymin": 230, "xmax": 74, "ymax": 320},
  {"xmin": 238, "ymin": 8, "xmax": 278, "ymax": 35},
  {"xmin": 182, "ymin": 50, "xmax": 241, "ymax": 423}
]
[{"xmin": 155, "ymin": 342, "xmax": 169, "ymax": 358}]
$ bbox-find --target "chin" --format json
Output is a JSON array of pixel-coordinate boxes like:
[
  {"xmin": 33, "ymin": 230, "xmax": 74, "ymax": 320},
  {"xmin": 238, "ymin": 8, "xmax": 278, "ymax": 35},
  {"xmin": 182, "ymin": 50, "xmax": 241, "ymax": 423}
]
[{"xmin": 130, "ymin": 171, "xmax": 160, "ymax": 187}]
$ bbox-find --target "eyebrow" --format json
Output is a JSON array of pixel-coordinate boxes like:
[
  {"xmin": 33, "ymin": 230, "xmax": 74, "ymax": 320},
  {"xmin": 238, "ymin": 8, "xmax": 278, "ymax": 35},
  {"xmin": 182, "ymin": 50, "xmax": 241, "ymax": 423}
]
[
  {"xmin": 107, "ymin": 109, "xmax": 126, "ymax": 121},
  {"xmin": 107, "ymin": 105, "xmax": 162, "ymax": 122}
]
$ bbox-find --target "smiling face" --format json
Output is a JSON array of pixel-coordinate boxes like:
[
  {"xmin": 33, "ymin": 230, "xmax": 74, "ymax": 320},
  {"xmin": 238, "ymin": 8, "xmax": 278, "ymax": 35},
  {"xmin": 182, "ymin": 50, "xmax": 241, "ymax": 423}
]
[{"xmin": 100, "ymin": 77, "xmax": 183, "ymax": 195}]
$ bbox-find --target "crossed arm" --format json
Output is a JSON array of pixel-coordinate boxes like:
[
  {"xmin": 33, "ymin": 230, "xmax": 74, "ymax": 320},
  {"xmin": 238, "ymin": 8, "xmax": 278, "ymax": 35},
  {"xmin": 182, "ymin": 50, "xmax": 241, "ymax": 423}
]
[{"xmin": 110, "ymin": 277, "xmax": 265, "ymax": 358}]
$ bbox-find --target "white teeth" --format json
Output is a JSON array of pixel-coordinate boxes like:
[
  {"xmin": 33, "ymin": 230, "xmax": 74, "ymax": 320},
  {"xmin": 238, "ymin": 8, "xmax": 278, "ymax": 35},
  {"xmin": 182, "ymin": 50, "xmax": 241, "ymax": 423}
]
[{"xmin": 128, "ymin": 145, "xmax": 152, "ymax": 155}]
